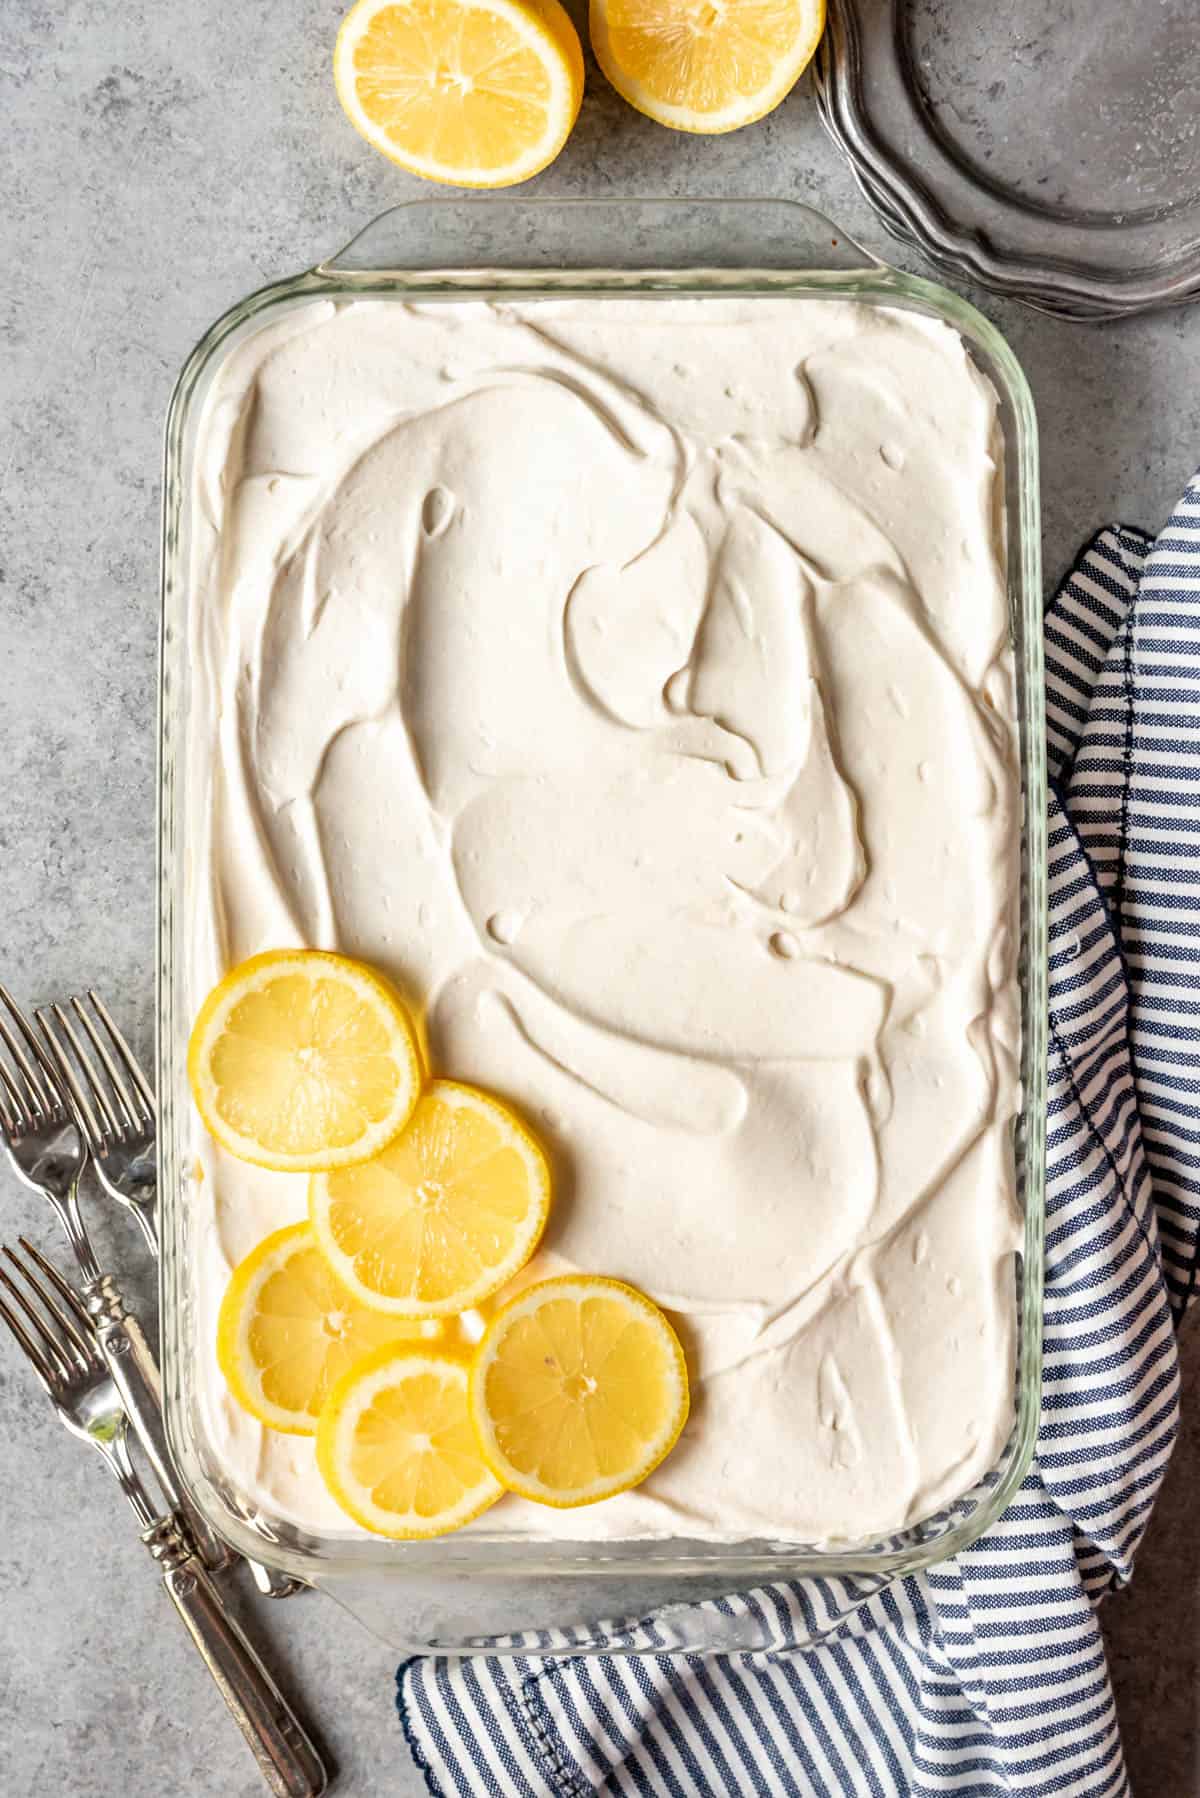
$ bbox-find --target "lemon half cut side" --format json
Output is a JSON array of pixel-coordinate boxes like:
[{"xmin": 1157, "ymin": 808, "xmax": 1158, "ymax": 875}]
[
  {"xmin": 590, "ymin": 0, "xmax": 825, "ymax": 135},
  {"xmin": 334, "ymin": 0, "xmax": 585, "ymax": 187}
]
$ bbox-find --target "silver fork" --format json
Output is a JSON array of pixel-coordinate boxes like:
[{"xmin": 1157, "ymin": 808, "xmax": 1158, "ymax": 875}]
[
  {"xmin": 0, "ymin": 980, "xmax": 230, "ymax": 1572},
  {"xmin": 36, "ymin": 990, "xmax": 157, "ymax": 1254},
  {"xmin": 35, "ymin": 987, "xmax": 303, "ymax": 1602},
  {"xmin": 0, "ymin": 985, "xmax": 99, "ymax": 1283},
  {"xmin": 0, "ymin": 1238, "xmax": 326, "ymax": 1798}
]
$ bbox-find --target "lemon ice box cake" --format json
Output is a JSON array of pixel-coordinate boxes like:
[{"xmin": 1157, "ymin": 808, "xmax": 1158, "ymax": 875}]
[{"xmin": 182, "ymin": 293, "xmax": 1022, "ymax": 1545}]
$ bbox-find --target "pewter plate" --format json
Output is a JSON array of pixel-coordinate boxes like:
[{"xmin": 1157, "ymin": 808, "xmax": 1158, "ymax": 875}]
[{"xmin": 815, "ymin": 0, "xmax": 1200, "ymax": 318}]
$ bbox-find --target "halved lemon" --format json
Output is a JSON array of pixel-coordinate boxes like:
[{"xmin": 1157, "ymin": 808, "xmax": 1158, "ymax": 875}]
[
  {"xmin": 590, "ymin": 0, "xmax": 825, "ymax": 134},
  {"xmin": 333, "ymin": 0, "xmax": 585, "ymax": 189},
  {"xmin": 189, "ymin": 950, "xmax": 422, "ymax": 1173},
  {"xmin": 469, "ymin": 1275, "xmax": 689, "ymax": 1506},
  {"xmin": 217, "ymin": 1223, "xmax": 438, "ymax": 1434},
  {"xmin": 310, "ymin": 1079, "xmax": 550, "ymax": 1317},
  {"xmin": 317, "ymin": 1346, "xmax": 504, "ymax": 1537}
]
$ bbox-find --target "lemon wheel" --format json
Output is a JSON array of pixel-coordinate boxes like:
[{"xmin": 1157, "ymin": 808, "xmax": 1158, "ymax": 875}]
[
  {"xmin": 216, "ymin": 1223, "xmax": 437, "ymax": 1434},
  {"xmin": 317, "ymin": 1346, "xmax": 503, "ymax": 1537},
  {"xmin": 310, "ymin": 1079, "xmax": 551, "ymax": 1318},
  {"xmin": 188, "ymin": 950, "xmax": 422, "ymax": 1173},
  {"xmin": 469, "ymin": 1275, "xmax": 690, "ymax": 1506}
]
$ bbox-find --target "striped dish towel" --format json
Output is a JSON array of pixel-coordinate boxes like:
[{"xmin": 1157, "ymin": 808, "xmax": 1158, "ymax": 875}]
[{"xmin": 397, "ymin": 471, "xmax": 1200, "ymax": 1798}]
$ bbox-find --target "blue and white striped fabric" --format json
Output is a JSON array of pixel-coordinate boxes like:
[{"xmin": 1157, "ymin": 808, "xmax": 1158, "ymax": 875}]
[{"xmin": 397, "ymin": 472, "xmax": 1200, "ymax": 1798}]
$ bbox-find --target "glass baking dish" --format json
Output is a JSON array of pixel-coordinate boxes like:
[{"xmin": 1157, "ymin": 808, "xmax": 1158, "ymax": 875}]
[{"xmin": 158, "ymin": 198, "xmax": 1046, "ymax": 1656}]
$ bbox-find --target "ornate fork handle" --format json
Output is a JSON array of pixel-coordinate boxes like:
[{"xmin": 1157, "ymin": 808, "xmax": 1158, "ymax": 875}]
[
  {"xmin": 143, "ymin": 1518, "xmax": 327, "ymax": 1798},
  {"xmin": 86, "ymin": 1272, "xmax": 236, "ymax": 1574},
  {"xmin": 100, "ymin": 1438, "xmax": 322, "ymax": 1793}
]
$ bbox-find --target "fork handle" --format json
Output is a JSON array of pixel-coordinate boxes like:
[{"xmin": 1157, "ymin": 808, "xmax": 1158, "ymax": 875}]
[
  {"xmin": 91, "ymin": 1281, "xmax": 300, "ymax": 1593},
  {"xmin": 86, "ymin": 1274, "xmax": 235, "ymax": 1573},
  {"xmin": 144, "ymin": 1520, "xmax": 328, "ymax": 1798}
]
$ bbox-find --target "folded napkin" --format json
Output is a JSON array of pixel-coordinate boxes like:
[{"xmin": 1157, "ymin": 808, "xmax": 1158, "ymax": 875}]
[{"xmin": 398, "ymin": 470, "xmax": 1200, "ymax": 1798}]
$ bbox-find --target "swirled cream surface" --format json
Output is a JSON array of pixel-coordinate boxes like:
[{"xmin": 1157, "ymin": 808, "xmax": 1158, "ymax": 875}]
[{"xmin": 185, "ymin": 295, "xmax": 1021, "ymax": 1544}]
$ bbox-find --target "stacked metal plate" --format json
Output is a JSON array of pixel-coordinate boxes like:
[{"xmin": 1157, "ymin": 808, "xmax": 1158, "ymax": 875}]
[{"xmin": 814, "ymin": 0, "xmax": 1200, "ymax": 319}]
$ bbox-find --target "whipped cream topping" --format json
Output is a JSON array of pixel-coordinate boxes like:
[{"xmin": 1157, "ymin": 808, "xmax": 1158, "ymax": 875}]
[{"xmin": 184, "ymin": 295, "xmax": 1021, "ymax": 1544}]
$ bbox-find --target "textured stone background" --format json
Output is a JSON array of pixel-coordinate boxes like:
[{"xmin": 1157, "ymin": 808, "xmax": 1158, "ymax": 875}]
[{"xmin": 2, "ymin": 1, "xmax": 1199, "ymax": 1792}]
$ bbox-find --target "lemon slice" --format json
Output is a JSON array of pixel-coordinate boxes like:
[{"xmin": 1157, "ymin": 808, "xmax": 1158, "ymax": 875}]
[
  {"xmin": 590, "ymin": 0, "xmax": 825, "ymax": 134},
  {"xmin": 310, "ymin": 1079, "xmax": 550, "ymax": 1317},
  {"xmin": 469, "ymin": 1275, "xmax": 689, "ymax": 1506},
  {"xmin": 317, "ymin": 1346, "xmax": 504, "ymax": 1537},
  {"xmin": 333, "ymin": 0, "xmax": 584, "ymax": 189},
  {"xmin": 217, "ymin": 1223, "xmax": 437, "ymax": 1434},
  {"xmin": 189, "ymin": 950, "xmax": 422, "ymax": 1173}
]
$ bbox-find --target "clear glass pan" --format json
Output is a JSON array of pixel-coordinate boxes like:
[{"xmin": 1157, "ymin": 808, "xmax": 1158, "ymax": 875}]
[{"xmin": 158, "ymin": 198, "xmax": 1046, "ymax": 1655}]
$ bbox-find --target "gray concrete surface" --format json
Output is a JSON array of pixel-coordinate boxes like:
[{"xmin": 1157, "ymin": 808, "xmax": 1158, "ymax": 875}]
[{"xmin": 2, "ymin": 2, "xmax": 1199, "ymax": 1792}]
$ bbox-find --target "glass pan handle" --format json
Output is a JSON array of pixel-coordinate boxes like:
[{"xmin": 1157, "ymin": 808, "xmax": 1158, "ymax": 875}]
[{"xmin": 318, "ymin": 197, "xmax": 882, "ymax": 281}]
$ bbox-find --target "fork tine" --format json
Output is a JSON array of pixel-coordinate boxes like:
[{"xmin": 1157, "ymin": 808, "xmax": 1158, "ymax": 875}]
[
  {"xmin": 86, "ymin": 991, "xmax": 156, "ymax": 1122},
  {"xmin": 35, "ymin": 1005, "xmax": 113, "ymax": 1152},
  {"xmin": 12, "ymin": 1236, "xmax": 97, "ymax": 1358},
  {"xmin": 0, "ymin": 1261, "xmax": 75, "ymax": 1381},
  {"xmin": 0, "ymin": 1013, "xmax": 49, "ymax": 1125},
  {"xmin": 0, "ymin": 1285, "xmax": 55, "ymax": 1390},
  {"xmin": 0, "ymin": 1058, "xmax": 27, "ymax": 1135},
  {"xmin": 0, "ymin": 985, "xmax": 61, "ymax": 1121},
  {"xmin": 68, "ymin": 996, "xmax": 141, "ymax": 1134}
]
